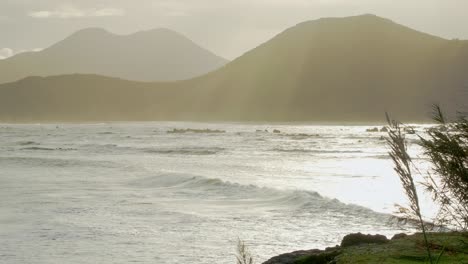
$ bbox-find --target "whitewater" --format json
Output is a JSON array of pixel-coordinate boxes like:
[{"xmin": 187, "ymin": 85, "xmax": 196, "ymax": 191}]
[{"xmin": 0, "ymin": 122, "xmax": 432, "ymax": 263}]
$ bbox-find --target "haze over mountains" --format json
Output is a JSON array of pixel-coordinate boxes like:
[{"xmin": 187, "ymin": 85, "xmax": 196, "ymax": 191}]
[
  {"xmin": 0, "ymin": 28, "xmax": 228, "ymax": 83},
  {"xmin": 1, "ymin": 14, "xmax": 467, "ymax": 122}
]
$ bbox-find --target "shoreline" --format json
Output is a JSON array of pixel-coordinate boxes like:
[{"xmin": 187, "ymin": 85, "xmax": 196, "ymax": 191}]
[{"xmin": 261, "ymin": 232, "xmax": 468, "ymax": 264}]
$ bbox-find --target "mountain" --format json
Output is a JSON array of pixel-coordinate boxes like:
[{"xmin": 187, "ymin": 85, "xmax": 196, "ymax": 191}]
[
  {"xmin": 0, "ymin": 28, "xmax": 228, "ymax": 83},
  {"xmin": 1, "ymin": 14, "xmax": 467, "ymax": 122}
]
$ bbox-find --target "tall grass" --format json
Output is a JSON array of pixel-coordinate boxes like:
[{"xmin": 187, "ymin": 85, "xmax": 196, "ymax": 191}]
[
  {"xmin": 419, "ymin": 105, "xmax": 468, "ymax": 231},
  {"xmin": 386, "ymin": 113, "xmax": 433, "ymax": 264},
  {"xmin": 236, "ymin": 239, "xmax": 254, "ymax": 264}
]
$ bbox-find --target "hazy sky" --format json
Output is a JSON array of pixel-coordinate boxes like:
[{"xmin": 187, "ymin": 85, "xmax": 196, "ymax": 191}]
[{"xmin": 1, "ymin": 0, "xmax": 468, "ymax": 59}]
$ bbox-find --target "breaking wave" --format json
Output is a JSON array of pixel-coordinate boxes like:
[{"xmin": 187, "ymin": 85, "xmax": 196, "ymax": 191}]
[
  {"xmin": 144, "ymin": 147, "xmax": 225, "ymax": 156},
  {"xmin": 0, "ymin": 156, "xmax": 117, "ymax": 168},
  {"xmin": 272, "ymin": 148, "xmax": 363, "ymax": 154},
  {"xmin": 129, "ymin": 173, "xmax": 386, "ymax": 217},
  {"xmin": 16, "ymin": 141, "xmax": 40, "ymax": 146},
  {"xmin": 21, "ymin": 147, "xmax": 77, "ymax": 151}
]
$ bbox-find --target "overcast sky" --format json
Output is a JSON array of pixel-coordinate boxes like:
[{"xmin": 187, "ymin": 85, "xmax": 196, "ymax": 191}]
[{"xmin": 1, "ymin": 0, "xmax": 468, "ymax": 60}]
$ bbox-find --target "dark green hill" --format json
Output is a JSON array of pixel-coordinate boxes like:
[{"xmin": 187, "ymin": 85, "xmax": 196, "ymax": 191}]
[
  {"xmin": 1, "ymin": 15, "xmax": 467, "ymax": 122},
  {"xmin": 189, "ymin": 14, "xmax": 468, "ymax": 121}
]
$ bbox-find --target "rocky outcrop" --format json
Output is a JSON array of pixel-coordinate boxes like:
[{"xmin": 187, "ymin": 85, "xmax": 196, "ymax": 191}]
[
  {"xmin": 262, "ymin": 232, "xmax": 468, "ymax": 264},
  {"xmin": 262, "ymin": 246, "xmax": 340, "ymax": 264},
  {"xmin": 391, "ymin": 233, "xmax": 408, "ymax": 240},
  {"xmin": 366, "ymin": 127, "xmax": 379, "ymax": 132},
  {"xmin": 262, "ymin": 233, "xmax": 389, "ymax": 264},
  {"xmin": 340, "ymin": 233, "xmax": 389, "ymax": 247}
]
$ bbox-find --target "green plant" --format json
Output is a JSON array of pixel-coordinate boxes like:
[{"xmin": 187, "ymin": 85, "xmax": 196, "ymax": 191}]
[
  {"xmin": 386, "ymin": 113, "xmax": 433, "ymax": 263},
  {"xmin": 419, "ymin": 105, "xmax": 468, "ymax": 231},
  {"xmin": 386, "ymin": 105, "xmax": 468, "ymax": 263},
  {"xmin": 236, "ymin": 239, "xmax": 254, "ymax": 264}
]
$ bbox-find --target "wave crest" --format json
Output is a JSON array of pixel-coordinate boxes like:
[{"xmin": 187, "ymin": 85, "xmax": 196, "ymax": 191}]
[{"xmin": 129, "ymin": 173, "xmax": 381, "ymax": 216}]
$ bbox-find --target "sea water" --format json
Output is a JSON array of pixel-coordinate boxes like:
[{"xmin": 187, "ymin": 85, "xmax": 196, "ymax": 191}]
[{"xmin": 0, "ymin": 122, "xmax": 432, "ymax": 263}]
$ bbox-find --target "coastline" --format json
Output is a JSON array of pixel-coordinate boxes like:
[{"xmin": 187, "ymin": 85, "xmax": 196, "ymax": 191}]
[{"xmin": 262, "ymin": 232, "xmax": 468, "ymax": 264}]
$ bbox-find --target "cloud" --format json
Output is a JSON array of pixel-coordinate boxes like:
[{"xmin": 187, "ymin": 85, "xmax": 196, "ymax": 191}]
[
  {"xmin": 0, "ymin": 48, "xmax": 14, "ymax": 60},
  {"xmin": 151, "ymin": 1, "xmax": 190, "ymax": 17},
  {"xmin": 0, "ymin": 48, "xmax": 43, "ymax": 60},
  {"xmin": 16, "ymin": 48, "xmax": 43, "ymax": 54},
  {"xmin": 29, "ymin": 6, "xmax": 125, "ymax": 19},
  {"xmin": 93, "ymin": 8, "xmax": 125, "ymax": 17}
]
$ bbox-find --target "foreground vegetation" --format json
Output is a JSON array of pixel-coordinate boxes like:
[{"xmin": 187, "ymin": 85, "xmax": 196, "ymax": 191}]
[
  {"xmin": 385, "ymin": 106, "xmax": 467, "ymax": 263},
  {"xmin": 250, "ymin": 106, "xmax": 468, "ymax": 264},
  {"xmin": 333, "ymin": 232, "xmax": 467, "ymax": 264},
  {"xmin": 275, "ymin": 232, "xmax": 467, "ymax": 264}
]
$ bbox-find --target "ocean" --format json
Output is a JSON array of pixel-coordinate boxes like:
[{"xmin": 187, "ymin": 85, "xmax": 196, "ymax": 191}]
[{"xmin": 0, "ymin": 122, "xmax": 432, "ymax": 263}]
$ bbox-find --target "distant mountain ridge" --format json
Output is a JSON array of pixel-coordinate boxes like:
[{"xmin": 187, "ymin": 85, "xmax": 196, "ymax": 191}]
[
  {"xmin": 0, "ymin": 27, "xmax": 228, "ymax": 83},
  {"xmin": 1, "ymin": 14, "xmax": 467, "ymax": 122}
]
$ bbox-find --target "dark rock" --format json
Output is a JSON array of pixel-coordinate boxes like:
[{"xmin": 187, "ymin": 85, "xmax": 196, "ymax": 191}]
[
  {"xmin": 284, "ymin": 133, "xmax": 320, "ymax": 139},
  {"xmin": 263, "ymin": 233, "xmax": 389, "ymax": 263},
  {"xmin": 404, "ymin": 127, "xmax": 416, "ymax": 134},
  {"xmin": 340, "ymin": 233, "xmax": 389, "ymax": 247},
  {"xmin": 273, "ymin": 129, "xmax": 281, "ymax": 133},
  {"xmin": 391, "ymin": 233, "xmax": 408, "ymax": 240},
  {"xmin": 366, "ymin": 127, "xmax": 379, "ymax": 132},
  {"xmin": 380, "ymin": 126, "xmax": 388, "ymax": 132},
  {"xmin": 262, "ymin": 246, "xmax": 340, "ymax": 264}
]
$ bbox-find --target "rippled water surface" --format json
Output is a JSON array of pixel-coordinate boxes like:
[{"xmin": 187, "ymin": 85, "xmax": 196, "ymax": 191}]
[{"xmin": 0, "ymin": 122, "xmax": 431, "ymax": 263}]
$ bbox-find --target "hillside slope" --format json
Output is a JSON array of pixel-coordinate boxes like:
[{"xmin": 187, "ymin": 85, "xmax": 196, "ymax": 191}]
[
  {"xmin": 1, "ymin": 15, "xmax": 467, "ymax": 122},
  {"xmin": 0, "ymin": 28, "xmax": 227, "ymax": 83},
  {"xmin": 190, "ymin": 14, "xmax": 468, "ymax": 121}
]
